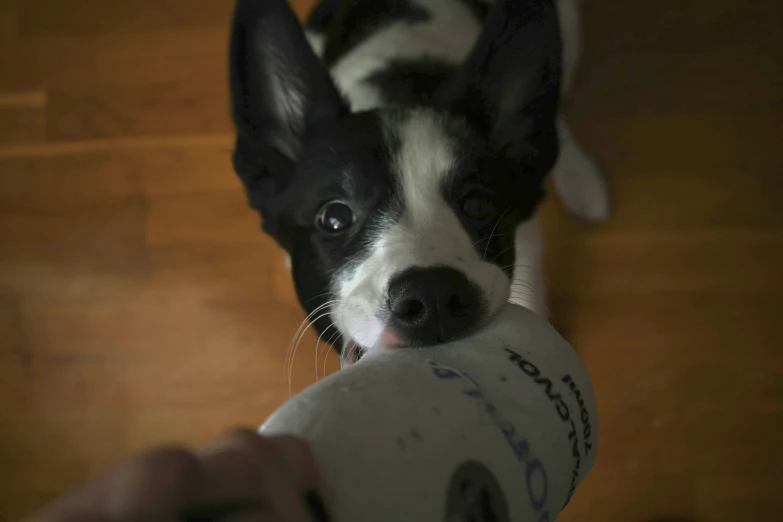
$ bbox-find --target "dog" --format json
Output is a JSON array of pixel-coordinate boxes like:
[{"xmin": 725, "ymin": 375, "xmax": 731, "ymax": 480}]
[{"xmin": 228, "ymin": 0, "xmax": 609, "ymax": 366}]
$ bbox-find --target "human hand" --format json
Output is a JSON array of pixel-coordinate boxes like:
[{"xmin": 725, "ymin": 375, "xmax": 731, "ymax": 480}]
[{"xmin": 25, "ymin": 428, "xmax": 332, "ymax": 522}]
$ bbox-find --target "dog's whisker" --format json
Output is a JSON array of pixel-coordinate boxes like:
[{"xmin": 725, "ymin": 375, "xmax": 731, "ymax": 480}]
[
  {"xmin": 285, "ymin": 300, "xmax": 336, "ymax": 380},
  {"xmin": 288, "ymin": 303, "xmax": 334, "ymax": 363},
  {"xmin": 314, "ymin": 322, "xmax": 337, "ymax": 381},
  {"xmin": 488, "ymin": 245, "xmax": 516, "ymax": 264},
  {"xmin": 483, "ymin": 206, "xmax": 513, "ymax": 259},
  {"xmin": 286, "ymin": 301, "xmax": 338, "ymax": 397},
  {"xmin": 313, "ymin": 323, "xmax": 332, "ymax": 381},
  {"xmin": 472, "ymin": 232, "xmax": 511, "ymax": 248},
  {"xmin": 288, "ymin": 309, "xmax": 334, "ymax": 397},
  {"xmin": 316, "ymin": 326, "xmax": 338, "ymax": 381},
  {"xmin": 303, "ymin": 291, "xmax": 335, "ymax": 304},
  {"xmin": 322, "ymin": 327, "xmax": 343, "ymax": 378}
]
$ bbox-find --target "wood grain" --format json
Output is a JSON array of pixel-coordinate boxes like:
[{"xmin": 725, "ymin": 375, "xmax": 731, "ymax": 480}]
[{"xmin": 1, "ymin": 0, "xmax": 782, "ymax": 520}]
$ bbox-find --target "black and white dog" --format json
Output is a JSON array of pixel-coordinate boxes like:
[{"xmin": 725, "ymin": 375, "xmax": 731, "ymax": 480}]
[{"xmin": 229, "ymin": 0, "xmax": 609, "ymax": 365}]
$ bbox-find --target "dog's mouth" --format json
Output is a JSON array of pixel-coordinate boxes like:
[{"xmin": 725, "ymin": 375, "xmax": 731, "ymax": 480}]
[
  {"xmin": 341, "ymin": 338, "xmax": 366, "ymax": 366},
  {"xmin": 340, "ymin": 326, "xmax": 409, "ymax": 366}
]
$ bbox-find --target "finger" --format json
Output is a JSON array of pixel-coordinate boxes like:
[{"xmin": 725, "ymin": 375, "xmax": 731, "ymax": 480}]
[
  {"xmin": 29, "ymin": 446, "xmax": 203, "ymax": 522},
  {"xmin": 198, "ymin": 429, "xmax": 324, "ymax": 491},
  {"xmin": 270, "ymin": 436, "xmax": 334, "ymax": 518},
  {"xmin": 268, "ymin": 435, "xmax": 324, "ymax": 486},
  {"xmin": 105, "ymin": 436, "xmax": 289, "ymax": 521},
  {"xmin": 194, "ymin": 429, "xmax": 279, "ymax": 506},
  {"xmin": 25, "ymin": 431, "xmax": 334, "ymax": 522},
  {"xmin": 103, "ymin": 446, "xmax": 203, "ymax": 521},
  {"xmin": 24, "ymin": 484, "xmax": 110, "ymax": 522},
  {"xmin": 197, "ymin": 429, "xmax": 323, "ymax": 522}
]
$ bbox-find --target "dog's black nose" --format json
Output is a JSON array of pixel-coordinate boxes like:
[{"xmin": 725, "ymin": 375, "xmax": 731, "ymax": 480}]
[{"xmin": 387, "ymin": 266, "xmax": 482, "ymax": 346}]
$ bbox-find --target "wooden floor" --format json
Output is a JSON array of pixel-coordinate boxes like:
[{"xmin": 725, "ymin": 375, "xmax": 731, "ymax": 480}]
[{"xmin": 1, "ymin": 0, "xmax": 781, "ymax": 520}]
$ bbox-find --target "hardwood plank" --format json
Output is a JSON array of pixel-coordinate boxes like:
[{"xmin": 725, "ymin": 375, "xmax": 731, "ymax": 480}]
[
  {"xmin": 0, "ymin": 133, "xmax": 232, "ymax": 157},
  {"xmin": 557, "ymin": 295, "xmax": 783, "ymax": 521},
  {"xmin": 544, "ymin": 228, "xmax": 783, "ymax": 298},
  {"xmin": 0, "ymin": 2, "xmax": 17, "ymax": 40},
  {"xmin": 572, "ymin": 1, "xmax": 783, "ymax": 117},
  {"xmin": 0, "ymin": 42, "xmax": 42, "ymax": 94},
  {"xmin": 18, "ymin": 0, "xmax": 313, "ymax": 35},
  {"xmin": 582, "ymin": 0, "xmax": 782, "ymax": 54},
  {"xmin": 0, "ymin": 105, "xmax": 46, "ymax": 144},
  {"xmin": 18, "ymin": 0, "xmax": 233, "ymax": 35}
]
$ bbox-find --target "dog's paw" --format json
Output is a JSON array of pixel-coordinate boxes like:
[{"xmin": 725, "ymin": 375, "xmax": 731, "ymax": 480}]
[
  {"xmin": 552, "ymin": 146, "xmax": 610, "ymax": 222},
  {"xmin": 509, "ymin": 296, "xmax": 549, "ymax": 319},
  {"xmin": 552, "ymin": 137, "xmax": 611, "ymax": 222}
]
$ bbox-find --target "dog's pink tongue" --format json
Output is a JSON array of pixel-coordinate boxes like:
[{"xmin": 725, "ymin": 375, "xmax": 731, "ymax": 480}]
[
  {"xmin": 378, "ymin": 329, "xmax": 403, "ymax": 346},
  {"xmin": 343, "ymin": 329, "xmax": 404, "ymax": 366}
]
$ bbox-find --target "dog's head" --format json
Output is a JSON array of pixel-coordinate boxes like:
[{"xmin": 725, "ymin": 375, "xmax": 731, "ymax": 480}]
[{"xmin": 229, "ymin": 0, "xmax": 561, "ymax": 364}]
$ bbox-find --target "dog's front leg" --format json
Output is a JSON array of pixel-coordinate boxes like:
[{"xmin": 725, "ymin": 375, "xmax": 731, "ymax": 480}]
[{"xmin": 511, "ymin": 215, "xmax": 547, "ymax": 316}]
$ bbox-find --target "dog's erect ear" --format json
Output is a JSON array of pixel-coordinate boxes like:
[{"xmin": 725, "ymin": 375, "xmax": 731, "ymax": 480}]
[
  {"xmin": 436, "ymin": 0, "xmax": 562, "ymax": 179},
  {"xmin": 229, "ymin": 0, "xmax": 348, "ymax": 235}
]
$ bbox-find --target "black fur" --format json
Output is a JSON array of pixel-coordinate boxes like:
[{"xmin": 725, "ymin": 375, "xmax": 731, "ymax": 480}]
[
  {"xmin": 434, "ymin": 0, "xmax": 562, "ymax": 178},
  {"xmin": 455, "ymin": 0, "xmax": 491, "ymax": 22},
  {"xmin": 308, "ymin": 0, "xmax": 432, "ymax": 67},
  {"xmin": 364, "ymin": 57, "xmax": 458, "ymax": 106},
  {"xmin": 304, "ymin": 0, "xmax": 344, "ymax": 33}
]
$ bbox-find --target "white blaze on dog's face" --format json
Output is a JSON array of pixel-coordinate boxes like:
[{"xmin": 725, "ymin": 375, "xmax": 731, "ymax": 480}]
[{"xmin": 333, "ymin": 110, "xmax": 513, "ymax": 360}]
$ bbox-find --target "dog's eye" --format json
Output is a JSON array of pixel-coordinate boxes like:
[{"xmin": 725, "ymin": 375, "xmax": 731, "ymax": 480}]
[
  {"xmin": 316, "ymin": 201, "xmax": 355, "ymax": 233},
  {"xmin": 461, "ymin": 190, "xmax": 498, "ymax": 224}
]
